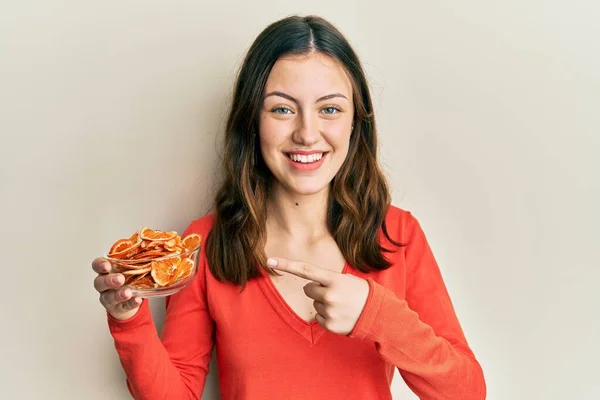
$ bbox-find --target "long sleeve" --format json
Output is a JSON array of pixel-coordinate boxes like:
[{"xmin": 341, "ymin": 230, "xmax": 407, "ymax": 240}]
[
  {"xmin": 348, "ymin": 214, "xmax": 486, "ymax": 400},
  {"xmin": 107, "ymin": 220, "xmax": 215, "ymax": 399}
]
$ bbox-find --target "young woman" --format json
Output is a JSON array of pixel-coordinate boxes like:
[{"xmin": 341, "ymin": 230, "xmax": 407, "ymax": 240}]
[{"xmin": 93, "ymin": 15, "xmax": 486, "ymax": 400}]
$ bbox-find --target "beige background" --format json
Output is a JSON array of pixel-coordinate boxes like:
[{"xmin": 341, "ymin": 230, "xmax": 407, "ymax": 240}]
[{"xmin": 1, "ymin": 1, "xmax": 598, "ymax": 399}]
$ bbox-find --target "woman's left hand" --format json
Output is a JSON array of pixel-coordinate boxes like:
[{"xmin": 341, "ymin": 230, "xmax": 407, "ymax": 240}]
[{"xmin": 267, "ymin": 257, "xmax": 370, "ymax": 335}]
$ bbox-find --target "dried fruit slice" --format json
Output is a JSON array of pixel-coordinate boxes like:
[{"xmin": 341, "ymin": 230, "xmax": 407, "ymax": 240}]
[
  {"xmin": 108, "ymin": 239, "xmax": 131, "ymax": 255},
  {"xmin": 120, "ymin": 261, "xmax": 151, "ymax": 270},
  {"xmin": 131, "ymin": 249, "xmax": 171, "ymax": 260},
  {"xmin": 124, "ymin": 274, "xmax": 138, "ymax": 284},
  {"xmin": 120, "ymin": 258, "xmax": 153, "ymax": 266},
  {"xmin": 151, "ymin": 256, "xmax": 181, "ymax": 286},
  {"xmin": 129, "ymin": 275, "xmax": 155, "ymax": 289},
  {"xmin": 121, "ymin": 266, "xmax": 151, "ymax": 276},
  {"xmin": 141, "ymin": 240, "xmax": 166, "ymax": 250},
  {"xmin": 163, "ymin": 238, "xmax": 177, "ymax": 248},
  {"xmin": 140, "ymin": 227, "xmax": 177, "ymax": 242},
  {"xmin": 111, "ymin": 262, "xmax": 133, "ymax": 274},
  {"xmin": 182, "ymin": 234, "xmax": 202, "ymax": 252},
  {"xmin": 164, "ymin": 242, "xmax": 183, "ymax": 252},
  {"xmin": 174, "ymin": 257, "xmax": 194, "ymax": 281},
  {"xmin": 129, "ymin": 231, "xmax": 140, "ymax": 244},
  {"xmin": 108, "ymin": 239, "xmax": 142, "ymax": 259}
]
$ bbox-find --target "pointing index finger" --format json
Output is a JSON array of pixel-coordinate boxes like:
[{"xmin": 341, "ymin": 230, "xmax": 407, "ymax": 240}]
[{"xmin": 267, "ymin": 257, "xmax": 334, "ymax": 286}]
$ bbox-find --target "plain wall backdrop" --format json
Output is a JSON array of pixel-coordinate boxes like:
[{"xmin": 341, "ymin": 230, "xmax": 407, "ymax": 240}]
[{"xmin": 1, "ymin": 1, "xmax": 598, "ymax": 399}]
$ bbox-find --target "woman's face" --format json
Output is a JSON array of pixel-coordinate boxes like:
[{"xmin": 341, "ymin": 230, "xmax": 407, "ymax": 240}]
[{"xmin": 259, "ymin": 52, "xmax": 354, "ymax": 197}]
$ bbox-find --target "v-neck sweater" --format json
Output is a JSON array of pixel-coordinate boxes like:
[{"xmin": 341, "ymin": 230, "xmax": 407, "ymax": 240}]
[{"xmin": 106, "ymin": 205, "xmax": 486, "ymax": 399}]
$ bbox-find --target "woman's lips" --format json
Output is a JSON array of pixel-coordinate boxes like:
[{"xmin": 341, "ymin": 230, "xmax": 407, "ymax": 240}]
[{"xmin": 285, "ymin": 152, "xmax": 328, "ymax": 171}]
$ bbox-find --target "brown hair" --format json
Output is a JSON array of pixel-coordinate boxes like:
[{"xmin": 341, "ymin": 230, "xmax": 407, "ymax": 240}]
[{"xmin": 206, "ymin": 15, "xmax": 403, "ymax": 287}]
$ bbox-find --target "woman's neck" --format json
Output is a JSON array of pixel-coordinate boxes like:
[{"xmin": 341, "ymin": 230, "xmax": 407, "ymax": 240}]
[{"xmin": 266, "ymin": 183, "xmax": 330, "ymax": 244}]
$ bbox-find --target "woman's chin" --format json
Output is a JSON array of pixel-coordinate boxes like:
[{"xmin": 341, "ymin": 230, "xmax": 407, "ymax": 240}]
[{"xmin": 284, "ymin": 180, "xmax": 330, "ymax": 197}]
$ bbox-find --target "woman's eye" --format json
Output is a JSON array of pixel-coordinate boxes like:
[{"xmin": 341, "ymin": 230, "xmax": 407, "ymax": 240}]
[
  {"xmin": 272, "ymin": 107, "xmax": 293, "ymax": 115},
  {"xmin": 322, "ymin": 106, "xmax": 341, "ymax": 115}
]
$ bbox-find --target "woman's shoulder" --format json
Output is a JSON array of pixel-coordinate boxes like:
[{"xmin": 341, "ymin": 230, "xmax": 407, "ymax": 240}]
[
  {"xmin": 384, "ymin": 204, "xmax": 419, "ymax": 244},
  {"xmin": 385, "ymin": 203, "xmax": 413, "ymax": 221},
  {"xmin": 182, "ymin": 213, "xmax": 216, "ymax": 238}
]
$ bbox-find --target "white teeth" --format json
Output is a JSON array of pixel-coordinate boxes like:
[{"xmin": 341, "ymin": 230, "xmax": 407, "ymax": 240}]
[{"xmin": 289, "ymin": 153, "xmax": 324, "ymax": 163}]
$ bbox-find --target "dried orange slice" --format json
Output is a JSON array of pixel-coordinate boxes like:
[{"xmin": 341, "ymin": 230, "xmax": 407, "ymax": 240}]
[
  {"xmin": 111, "ymin": 262, "xmax": 133, "ymax": 274},
  {"xmin": 129, "ymin": 231, "xmax": 139, "ymax": 244},
  {"xmin": 182, "ymin": 234, "xmax": 202, "ymax": 252},
  {"xmin": 120, "ymin": 261, "xmax": 151, "ymax": 270},
  {"xmin": 140, "ymin": 227, "xmax": 177, "ymax": 242},
  {"xmin": 164, "ymin": 242, "xmax": 182, "ymax": 252},
  {"xmin": 130, "ymin": 275, "xmax": 156, "ymax": 289},
  {"xmin": 131, "ymin": 249, "xmax": 171, "ymax": 260},
  {"xmin": 165, "ymin": 257, "xmax": 194, "ymax": 285},
  {"xmin": 108, "ymin": 239, "xmax": 141, "ymax": 259},
  {"xmin": 108, "ymin": 239, "xmax": 131, "ymax": 255},
  {"xmin": 175, "ymin": 257, "xmax": 194, "ymax": 281},
  {"xmin": 151, "ymin": 256, "xmax": 181, "ymax": 286},
  {"xmin": 163, "ymin": 238, "xmax": 177, "ymax": 247},
  {"xmin": 141, "ymin": 240, "xmax": 165, "ymax": 250},
  {"xmin": 121, "ymin": 266, "xmax": 151, "ymax": 276}
]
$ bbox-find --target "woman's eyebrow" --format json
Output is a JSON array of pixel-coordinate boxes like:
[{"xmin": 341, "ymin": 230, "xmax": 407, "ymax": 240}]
[{"xmin": 264, "ymin": 91, "xmax": 348, "ymax": 103}]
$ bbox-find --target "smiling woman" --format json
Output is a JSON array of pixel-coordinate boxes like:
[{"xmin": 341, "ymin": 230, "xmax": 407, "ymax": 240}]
[
  {"xmin": 97, "ymin": 14, "xmax": 487, "ymax": 400},
  {"xmin": 260, "ymin": 54, "xmax": 354, "ymax": 193},
  {"xmin": 207, "ymin": 17, "xmax": 401, "ymax": 288},
  {"xmin": 263, "ymin": 89, "xmax": 346, "ymax": 172}
]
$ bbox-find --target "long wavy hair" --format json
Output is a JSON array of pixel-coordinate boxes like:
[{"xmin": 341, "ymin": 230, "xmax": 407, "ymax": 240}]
[{"xmin": 206, "ymin": 15, "xmax": 403, "ymax": 287}]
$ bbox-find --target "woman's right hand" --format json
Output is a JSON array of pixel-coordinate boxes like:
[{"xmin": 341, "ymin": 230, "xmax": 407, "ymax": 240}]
[{"xmin": 93, "ymin": 257, "xmax": 142, "ymax": 321}]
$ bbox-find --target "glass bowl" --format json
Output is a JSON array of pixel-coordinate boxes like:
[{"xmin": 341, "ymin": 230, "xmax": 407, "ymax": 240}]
[{"xmin": 104, "ymin": 244, "xmax": 201, "ymax": 298}]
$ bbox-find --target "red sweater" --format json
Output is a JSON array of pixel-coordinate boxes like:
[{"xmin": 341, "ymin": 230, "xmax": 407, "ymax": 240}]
[{"xmin": 107, "ymin": 205, "xmax": 486, "ymax": 399}]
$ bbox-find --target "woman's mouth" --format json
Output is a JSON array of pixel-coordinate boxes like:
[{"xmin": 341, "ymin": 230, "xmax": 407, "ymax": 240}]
[{"xmin": 284, "ymin": 152, "xmax": 329, "ymax": 171}]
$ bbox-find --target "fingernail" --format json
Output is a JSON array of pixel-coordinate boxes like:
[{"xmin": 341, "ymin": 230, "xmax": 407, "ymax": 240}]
[
  {"xmin": 122, "ymin": 288, "xmax": 131, "ymax": 299},
  {"xmin": 133, "ymin": 297, "xmax": 141, "ymax": 305},
  {"xmin": 267, "ymin": 258, "xmax": 277, "ymax": 267},
  {"xmin": 112, "ymin": 275, "xmax": 123, "ymax": 285}
]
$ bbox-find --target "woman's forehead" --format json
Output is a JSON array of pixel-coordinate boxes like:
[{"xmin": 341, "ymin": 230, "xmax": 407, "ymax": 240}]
[{"xmin": 264, "ymin": 53, "xmax": 353, "ymax": 101}]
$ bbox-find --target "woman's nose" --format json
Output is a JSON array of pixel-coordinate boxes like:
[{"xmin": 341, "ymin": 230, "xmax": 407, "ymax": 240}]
[{"xmin": 292, "ymin": 114, "xmax": 320, "ymax": 146}]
